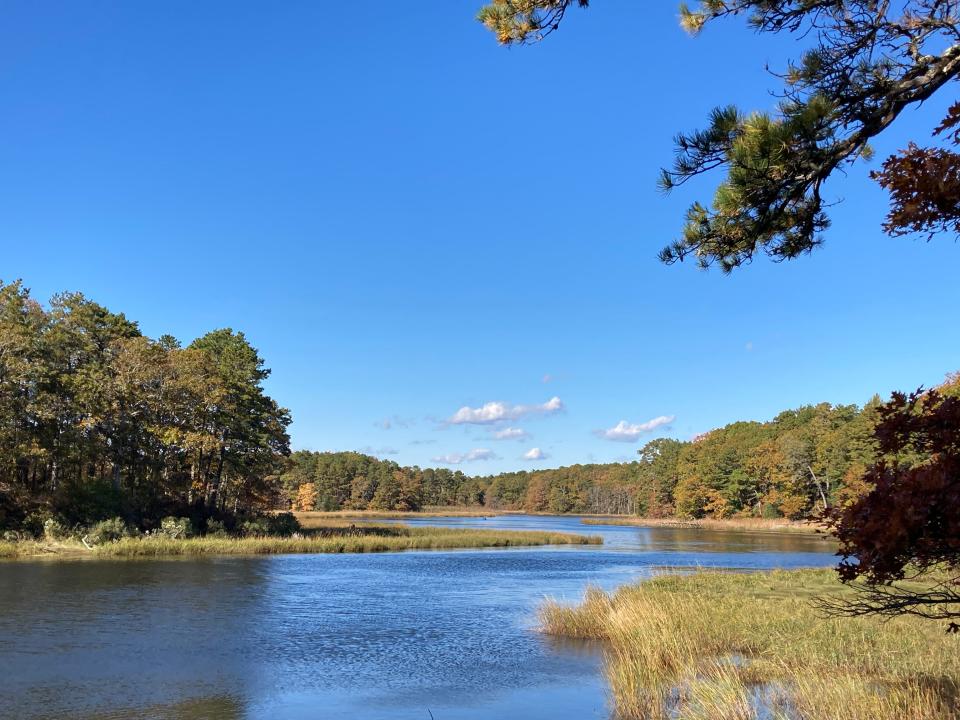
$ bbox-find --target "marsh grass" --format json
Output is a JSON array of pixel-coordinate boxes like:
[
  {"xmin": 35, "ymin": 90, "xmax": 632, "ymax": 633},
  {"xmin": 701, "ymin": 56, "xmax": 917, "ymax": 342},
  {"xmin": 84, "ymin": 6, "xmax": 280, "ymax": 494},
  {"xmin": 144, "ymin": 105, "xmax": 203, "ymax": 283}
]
[
  {"xmin": 1, "ymin": 525, "xmax": 600, "ymax": 560},
  {"xmin": 580, "ymin": 516, "xmax": 823, "ymax": 534},
  {"xmin": 539, "ymin": 569, "xmax": 960, "ymax": 720}
]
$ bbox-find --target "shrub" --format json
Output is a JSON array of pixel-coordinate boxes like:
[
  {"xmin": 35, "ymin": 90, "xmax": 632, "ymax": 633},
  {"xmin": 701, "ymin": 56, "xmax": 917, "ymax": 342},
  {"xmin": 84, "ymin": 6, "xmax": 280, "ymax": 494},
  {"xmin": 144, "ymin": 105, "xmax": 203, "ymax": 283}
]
[
  {"xmin": 761, "ymin": 502, "xmax": 782, "ymax": 519},
  {"xmin": 19, "ymin": 512, "xmax": 47, "ymax": 539},
  {"xmin": 267, "ymin": 512, "xmax": 301, "ymax": 537},
  {"xmin": 87, "ymin": 517, "xmax": 132, "ymax": 544},
  {"xmin": 43, "ymin": 517, "xmax": 71, "ymax": 541},
  {"xmin": 239, "ymin": 516, "xmax": 271, "ymax": 537},
  {"xmin": 159, "ymin": 516, "xmax": 194, "ymax": 539},
  {"xmin": 204, "ymin": 519, "xmax": 229, "ymax": 538}
]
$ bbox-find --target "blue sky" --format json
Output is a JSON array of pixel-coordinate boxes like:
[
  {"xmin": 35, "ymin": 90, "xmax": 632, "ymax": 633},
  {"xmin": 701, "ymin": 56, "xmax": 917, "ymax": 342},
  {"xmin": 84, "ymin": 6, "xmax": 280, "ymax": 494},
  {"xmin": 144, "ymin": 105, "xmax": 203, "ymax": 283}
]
[{"xmin": 2, "ymin": 2, "xmax": 958, "ymax": 473}]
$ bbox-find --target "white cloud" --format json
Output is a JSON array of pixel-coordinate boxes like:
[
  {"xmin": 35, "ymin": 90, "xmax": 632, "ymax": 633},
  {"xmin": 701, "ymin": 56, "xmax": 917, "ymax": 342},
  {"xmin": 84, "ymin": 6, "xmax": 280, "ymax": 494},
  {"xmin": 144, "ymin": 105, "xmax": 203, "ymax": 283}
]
[
  {"xmin": 745, "ymin": 341, "xmax": 754, "ymax": 352},
  {"xmin": 492, "ymin": 427, "xmax": 529, "ymax": 440},
  {"xmin": 431, "ymin": 448, "xmax": 497, "ymax": 465},
  {"xmin": 542, "ymin": 373, "xmax": 555, "ymax": 383},
  {"xmin": 596, "ymin": 416, "xmax": 675, "ymax": 442},
  {"xmin": 523, "ymin": 447, "xmax": 548, "ymax": 460},
  {"xmin": 447, "ymin": 397, "xmax": 564, "ymax": 425}
]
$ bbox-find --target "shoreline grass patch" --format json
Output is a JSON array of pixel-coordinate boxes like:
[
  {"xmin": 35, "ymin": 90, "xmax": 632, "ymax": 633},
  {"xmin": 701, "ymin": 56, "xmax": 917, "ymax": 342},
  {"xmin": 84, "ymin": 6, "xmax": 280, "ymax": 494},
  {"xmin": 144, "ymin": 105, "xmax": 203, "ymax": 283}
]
[
  {"xmin": 0, "ymin": 525, "xmax": 600, "ymax": 560},
  {"xmin": 539, "ymin": 569, "xmax": 959, "ymax": 720},
  {"xmin": 580, "ymin": 516, "xmax": 823, "ymax": 534}
]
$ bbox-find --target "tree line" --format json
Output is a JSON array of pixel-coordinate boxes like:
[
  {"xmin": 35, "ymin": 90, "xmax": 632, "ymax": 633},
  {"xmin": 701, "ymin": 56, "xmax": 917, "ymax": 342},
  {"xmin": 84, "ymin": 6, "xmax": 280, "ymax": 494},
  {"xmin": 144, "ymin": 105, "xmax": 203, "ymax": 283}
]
[
  {"xmin": 282, "ymin": 379, "xmax": 960, "ymax": 519},
  {"xmin": 0, "ymin": 280, "xmax": 291, "ymax": 534}
]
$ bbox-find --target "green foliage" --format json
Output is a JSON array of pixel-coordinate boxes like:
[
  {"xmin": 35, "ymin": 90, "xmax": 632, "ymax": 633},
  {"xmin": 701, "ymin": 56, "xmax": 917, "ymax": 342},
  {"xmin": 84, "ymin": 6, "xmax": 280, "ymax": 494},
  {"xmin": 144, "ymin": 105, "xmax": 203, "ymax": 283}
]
[
  {"xmin": 159, "ymin": 516, "xmax": 194, "ymax": 539},
  {"xmin": 266, "ymin": 512, "xmax": 301, "ymax": 537},
  {"xmin": 280, "ymin": 386, "xmax": 888, "ymax": 522},
  {"xmin": 204, "ymin": 519, "xmax": 229, "ymax": 538},
  {"xmin": 42, "ymin": 517, "xmax": 71, "ymax": 541},
  {"xmin": 87, "ymin": 517, "xmax": 133, "ymax": 544},
  {"xmin": 478, "ymin": 1, "xmax": 960, "ymax": 270},
  {"xmin": 0, "ymin": 280, "xmax": 291, "ymax": 532},
  {"xmin": 477, "ymin": 0, "xmax": 589, "ymax": 45}
]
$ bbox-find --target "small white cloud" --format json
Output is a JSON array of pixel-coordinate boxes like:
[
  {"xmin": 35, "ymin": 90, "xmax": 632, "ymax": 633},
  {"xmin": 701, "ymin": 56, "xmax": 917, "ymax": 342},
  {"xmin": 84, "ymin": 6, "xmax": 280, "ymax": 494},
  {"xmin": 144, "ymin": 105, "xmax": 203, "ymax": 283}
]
[
  {"xmin": 596, "ymin": 416, "xmax": 675, "ymax": 442},
  {"xmin": 492, "ymin": 427, "xmax": 529, "ymax": 440},
  {"xmin": 542, "ymin": 373, "xmax": 554, "ymax": 383},
  {"xmin": 745, "ymin": 341, "xmax": 754, "ymax": 352},
  {"xmin": 431, "ymin": 448, "xmax": 497, "ymax": 465},
  {"xmin": 447, "ymin": 397, "xmax": 564, "ymax": 425},
  {"xmin": 523, "ymin": 447, "xmax": 548, "ymax": 460}
]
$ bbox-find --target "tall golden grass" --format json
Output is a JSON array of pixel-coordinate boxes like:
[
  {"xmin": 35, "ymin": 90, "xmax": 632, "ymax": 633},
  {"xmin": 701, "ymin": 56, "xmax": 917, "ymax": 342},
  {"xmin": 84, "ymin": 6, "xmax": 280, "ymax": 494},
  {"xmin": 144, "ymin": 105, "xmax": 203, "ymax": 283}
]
[
  {"xmin": 580, "ymin": 516, "xmax": 823, "ymax": 534},
  {"xmin": 539, "ymin": 569, "xmax": 959, "ymax": 720},
  {"xmin": 0, "ymin": 526, "xmax": 600, "ymax": 560}
]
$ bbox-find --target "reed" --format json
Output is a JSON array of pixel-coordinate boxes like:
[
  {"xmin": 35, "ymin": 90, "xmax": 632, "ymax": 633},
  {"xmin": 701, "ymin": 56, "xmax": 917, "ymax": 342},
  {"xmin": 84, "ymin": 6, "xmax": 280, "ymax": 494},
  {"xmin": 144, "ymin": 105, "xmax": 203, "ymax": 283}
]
[
  {"xmin": 539, "ymin": 569, "xmax": 959, "ymax": 720},
  {"xmin": 580, "ymin": 516, "xmax": 823, "ymax": 534},
  {"xmin": 1, "ymin": 526, "xmax": 600, "ymax": 560}
]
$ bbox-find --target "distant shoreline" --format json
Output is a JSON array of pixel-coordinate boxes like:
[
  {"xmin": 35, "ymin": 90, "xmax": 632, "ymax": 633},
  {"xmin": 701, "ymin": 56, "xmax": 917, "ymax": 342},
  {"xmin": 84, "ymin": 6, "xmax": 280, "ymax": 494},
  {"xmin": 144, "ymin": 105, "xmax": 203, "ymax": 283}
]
[{"xmin": 293, "ymin": 508, "xmax": 827, "ymax": 535}]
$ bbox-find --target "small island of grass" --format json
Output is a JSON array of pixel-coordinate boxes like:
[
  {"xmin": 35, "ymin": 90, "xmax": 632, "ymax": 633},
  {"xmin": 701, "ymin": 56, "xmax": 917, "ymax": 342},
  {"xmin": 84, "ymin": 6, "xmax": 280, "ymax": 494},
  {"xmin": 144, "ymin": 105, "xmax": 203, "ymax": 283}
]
[{"xmin": 0, "ymin": 518, "xmax": 600, "ymax": 561}]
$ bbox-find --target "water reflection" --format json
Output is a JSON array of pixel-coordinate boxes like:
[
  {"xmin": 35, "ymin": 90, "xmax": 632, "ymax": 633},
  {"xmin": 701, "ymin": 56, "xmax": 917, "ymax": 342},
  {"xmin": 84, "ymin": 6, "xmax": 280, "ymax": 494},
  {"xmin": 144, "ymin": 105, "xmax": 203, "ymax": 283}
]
[{"xmin": 0, "ymin": 515, "xmax": 836, "ymax": 720}]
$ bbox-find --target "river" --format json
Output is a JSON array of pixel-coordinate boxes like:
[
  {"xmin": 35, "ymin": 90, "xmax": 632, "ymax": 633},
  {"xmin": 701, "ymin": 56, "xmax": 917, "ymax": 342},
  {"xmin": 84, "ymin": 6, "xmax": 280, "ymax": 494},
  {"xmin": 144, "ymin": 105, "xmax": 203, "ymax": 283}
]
[{"xmin": 0, "ymin": 515, "xmax": 836, "ymax": 720}]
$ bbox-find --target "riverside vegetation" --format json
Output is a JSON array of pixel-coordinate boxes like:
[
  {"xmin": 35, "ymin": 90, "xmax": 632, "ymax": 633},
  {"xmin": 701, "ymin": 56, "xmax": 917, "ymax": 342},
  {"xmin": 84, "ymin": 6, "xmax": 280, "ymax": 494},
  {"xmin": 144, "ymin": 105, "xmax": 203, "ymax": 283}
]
[
  {"xmin": 0, "ymin": 513, "xmax": 599, "ymax": 560},
  {"xmin": 540, "ymin": 569, "xmax": 960, "ymax": 720},
  {"xmin": 2, "ymin": 280, "xmax": 957, "ymax": 563}
]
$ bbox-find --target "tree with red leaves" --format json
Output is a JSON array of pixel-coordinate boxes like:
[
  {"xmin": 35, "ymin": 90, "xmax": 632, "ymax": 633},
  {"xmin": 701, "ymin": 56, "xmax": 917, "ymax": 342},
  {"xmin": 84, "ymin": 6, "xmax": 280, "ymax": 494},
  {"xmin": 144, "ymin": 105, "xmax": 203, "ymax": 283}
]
[
  {"xmin": 822, "ymin": 386, "xmax": 960, "ymax": 628},
  {"xmin": 873, "ymin": 103, "xmax": 960, "ymax": 240}
]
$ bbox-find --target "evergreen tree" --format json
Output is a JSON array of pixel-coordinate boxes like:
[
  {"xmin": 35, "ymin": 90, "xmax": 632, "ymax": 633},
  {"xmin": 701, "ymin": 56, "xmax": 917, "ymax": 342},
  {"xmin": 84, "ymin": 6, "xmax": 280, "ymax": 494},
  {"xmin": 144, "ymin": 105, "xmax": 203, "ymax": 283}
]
[{"xmin": 478, "ymin": 1, "xmax": 960, "ymax": 270}]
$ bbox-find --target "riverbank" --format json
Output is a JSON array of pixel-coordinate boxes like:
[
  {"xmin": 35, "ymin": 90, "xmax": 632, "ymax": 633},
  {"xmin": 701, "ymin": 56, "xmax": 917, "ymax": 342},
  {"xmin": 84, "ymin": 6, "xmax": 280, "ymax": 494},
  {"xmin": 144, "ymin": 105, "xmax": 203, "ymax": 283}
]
[
  {"xmin": 580, "ymin": 516, "xmax": 824, "ymax": 534},
  {"xmin": 539, "ymin": 568, "xmax": 958, "ymax": 720},
  {"xmin": 296, "ymin": 510, "xmax": 825, "ymax": 534},
  {"xmin": 0, "ymin": 525, "xmax": 600, "ymax": 560}
]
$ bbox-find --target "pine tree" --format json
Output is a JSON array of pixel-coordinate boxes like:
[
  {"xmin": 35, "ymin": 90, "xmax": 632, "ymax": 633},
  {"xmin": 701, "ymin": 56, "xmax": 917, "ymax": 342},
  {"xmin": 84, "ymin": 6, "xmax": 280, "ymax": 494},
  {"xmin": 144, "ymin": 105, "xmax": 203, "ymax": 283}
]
[{"xmin": 478, "ymin": 1, "xmax": 960, "ymax": 271}]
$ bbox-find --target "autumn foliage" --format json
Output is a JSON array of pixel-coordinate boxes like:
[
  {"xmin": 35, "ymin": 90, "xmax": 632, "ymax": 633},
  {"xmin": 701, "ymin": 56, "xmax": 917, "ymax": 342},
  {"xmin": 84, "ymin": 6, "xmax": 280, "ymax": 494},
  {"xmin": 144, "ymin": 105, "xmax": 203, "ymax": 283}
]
[
  {"xmin": 825, "ymin": 384, "xmax": 960, "ymax": 622},
  {"xmin": 873, "ymin": 103, "xmax": 960, "ymax": 240}
]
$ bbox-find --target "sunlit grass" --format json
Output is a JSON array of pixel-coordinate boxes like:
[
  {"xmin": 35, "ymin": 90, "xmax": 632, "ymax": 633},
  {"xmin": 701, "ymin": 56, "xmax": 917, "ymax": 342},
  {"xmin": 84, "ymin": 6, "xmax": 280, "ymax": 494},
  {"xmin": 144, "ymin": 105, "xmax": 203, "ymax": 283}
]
[
  {"xmin": 539, "ymin": 569, "xmax": 960, "ymax": 720},
  {"xmin": 580, "ymin": 516, "xmax": 823, "ymax": 534},
  {"xmin": 0, "ymin": 526, "xmax": 601, "ymax": 560}
]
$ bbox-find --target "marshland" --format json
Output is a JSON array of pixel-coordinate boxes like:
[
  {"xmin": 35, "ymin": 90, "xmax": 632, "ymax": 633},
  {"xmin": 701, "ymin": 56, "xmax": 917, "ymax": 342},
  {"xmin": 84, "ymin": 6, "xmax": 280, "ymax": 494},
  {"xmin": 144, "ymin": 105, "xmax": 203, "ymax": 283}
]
[
  {"xmin": 540, "ymin": 568, "xmax": 960, "ymax": 720},
  {"xmin": 4, "ymin": 1, "xmax": 960, "ymax": 719},
  {"xmin": 0, "ymin": 515, "xmax": 842, "ymax": 719}
]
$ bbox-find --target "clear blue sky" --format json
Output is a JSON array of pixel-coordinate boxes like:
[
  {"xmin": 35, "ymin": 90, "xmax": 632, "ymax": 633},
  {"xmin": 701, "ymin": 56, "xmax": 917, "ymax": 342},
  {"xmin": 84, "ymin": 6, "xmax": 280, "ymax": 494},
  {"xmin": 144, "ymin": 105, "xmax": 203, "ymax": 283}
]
[{"xmin": 2, "ymin": 2, "xmax": 957, "ymax": 474}]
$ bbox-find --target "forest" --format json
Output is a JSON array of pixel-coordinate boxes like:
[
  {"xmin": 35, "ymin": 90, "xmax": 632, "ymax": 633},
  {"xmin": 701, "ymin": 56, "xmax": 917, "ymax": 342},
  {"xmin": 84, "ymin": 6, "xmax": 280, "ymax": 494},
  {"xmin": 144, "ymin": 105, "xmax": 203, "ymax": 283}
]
[
  {"xmin": 0, "ymin": 280, "xmax": 291, "ymax": 535},
  {"xmin": 3, "ymin": 277, "xmax": 956, "ymax": 535},
  {"xmin": 283, "ymin": 377, "xmax": 958, "ymax": 520}
]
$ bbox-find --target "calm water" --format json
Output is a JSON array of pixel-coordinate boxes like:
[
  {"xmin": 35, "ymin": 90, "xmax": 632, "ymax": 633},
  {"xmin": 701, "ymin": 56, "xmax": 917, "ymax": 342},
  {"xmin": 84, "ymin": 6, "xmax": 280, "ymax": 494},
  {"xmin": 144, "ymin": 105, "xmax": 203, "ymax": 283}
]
[{"xmin": 0, "ymin": 515, "xmax": 836, "ymax": 720}]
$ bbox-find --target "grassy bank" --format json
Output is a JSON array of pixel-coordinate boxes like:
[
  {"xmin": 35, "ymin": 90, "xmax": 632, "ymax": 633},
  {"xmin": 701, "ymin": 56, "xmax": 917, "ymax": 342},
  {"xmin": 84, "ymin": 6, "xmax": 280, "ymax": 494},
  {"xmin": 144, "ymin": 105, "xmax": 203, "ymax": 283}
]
[
  {"xmin": 580, "ymin": 516, "xmax": 823, "ymax": 534},
  {"xmin": 539, "ymin": 569, "xmax": 958, "ymax": 720},
  {"xmin": 0, "ymin": 525, "xmax": 600, "ymax": 560}
]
